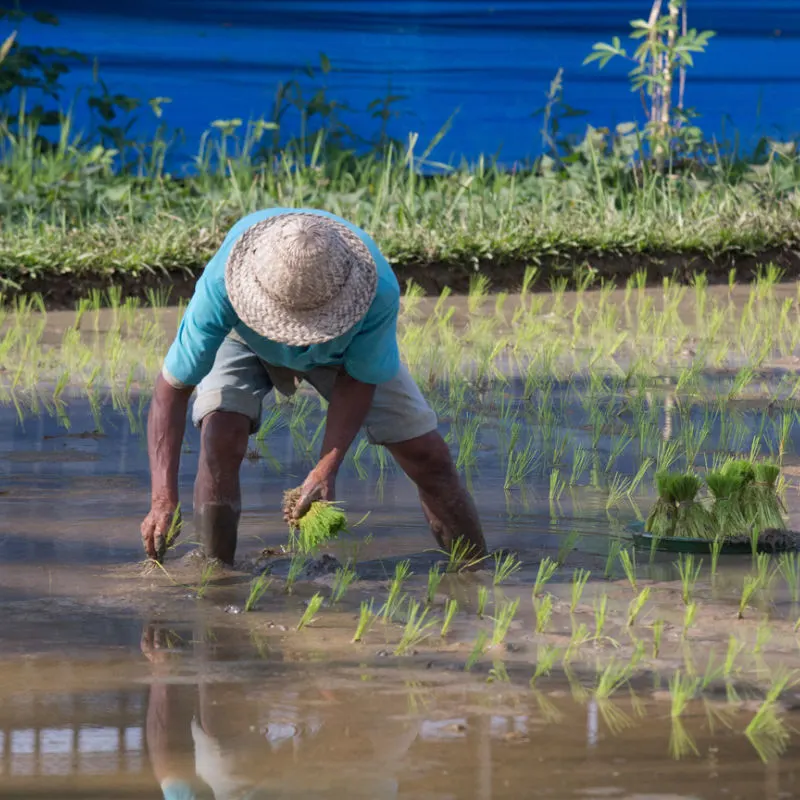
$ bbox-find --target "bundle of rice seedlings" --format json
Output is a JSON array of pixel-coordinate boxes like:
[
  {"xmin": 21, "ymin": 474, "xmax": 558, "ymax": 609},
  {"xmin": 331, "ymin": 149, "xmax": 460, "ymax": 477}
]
[
  {"xmin": 745, "ymin": 462, "xmax": 785, "ymax": 533},
  {"xmin": 721, "ymin": 459, "xmax": 756, "ymax": 488},
  {"xmin": 645, "ymin": 472, "xmax": 679, "ymax": 542},
  {"xmin": 670, "ymin": 473, "xmax": 714, "ymax": 539},
  {"xmin": 283, "ymin": 488, "xmax": 348, "ymax": 554},
  {"xmin": 706, "ymin": 470, "xmax": 750, "ymax": 540}
]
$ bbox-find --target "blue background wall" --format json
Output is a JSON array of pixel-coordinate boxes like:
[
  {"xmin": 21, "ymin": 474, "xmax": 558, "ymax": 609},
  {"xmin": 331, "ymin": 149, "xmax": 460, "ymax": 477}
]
[{"xmin": 8, "ymin": 1, "xmax": 800, "ymax": 164}]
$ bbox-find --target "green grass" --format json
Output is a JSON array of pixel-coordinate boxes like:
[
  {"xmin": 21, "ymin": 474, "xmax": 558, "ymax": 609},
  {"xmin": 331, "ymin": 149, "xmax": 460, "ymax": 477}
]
[{"xmin": 1, "ymin": 105, "xmax": 798, "ymax": 291}]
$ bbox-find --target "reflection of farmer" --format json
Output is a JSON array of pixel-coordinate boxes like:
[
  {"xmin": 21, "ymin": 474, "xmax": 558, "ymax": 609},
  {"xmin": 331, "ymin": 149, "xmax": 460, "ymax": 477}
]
[
  {"xmin": 142, "ymin": 623, "xmax": 420, "ymax": 799},
  {"xmin": 141, "ymin": 210, "xmax": 486, "ymax": 564}
]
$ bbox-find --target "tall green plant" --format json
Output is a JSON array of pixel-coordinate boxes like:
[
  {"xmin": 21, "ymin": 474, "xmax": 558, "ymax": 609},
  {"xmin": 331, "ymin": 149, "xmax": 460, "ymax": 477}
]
[{"xmin": 584, "ymin": 0, "xmax": 715, "ymax": 158}]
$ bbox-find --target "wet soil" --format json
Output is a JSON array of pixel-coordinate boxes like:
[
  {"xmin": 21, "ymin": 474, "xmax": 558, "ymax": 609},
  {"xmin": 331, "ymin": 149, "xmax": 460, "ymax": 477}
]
[{"xmin": 8, "ymin": 245, "xmax": 800, "ymax": 308}]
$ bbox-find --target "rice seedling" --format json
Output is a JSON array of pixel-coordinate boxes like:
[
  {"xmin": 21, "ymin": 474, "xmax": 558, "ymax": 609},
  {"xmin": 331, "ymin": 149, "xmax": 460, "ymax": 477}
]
[
  {"xmin": 670, "ymin": 670, "xmax": 700, "ymax": 719},
  {"xmin": 570, "ymin": 445, "xmax": 591, "ymax": 486},
  {"xmin": 682, "ymin": 602, "xmax": 698, "ymax": 640},
  {"xmin": 490, "ymin": 598, "xmax": 519, "ymax": 648},
  {"xmin": 352, "ymin": 599, "xmax": 376, "ymax": 642},
  {"xmin": 195, "ymin": 561, "xmax": 216, "ymax": 599},
  {"xmin": 675, "ymin": 554, "xmax": 703, "ymax": 606},
  {"xmin": 492, "ymin": 551, "xmax": 522, "ymax": 586},
  {"xmin": 755, "ymin": 553, "xmax": 779, "ymax": 591},
  {"xmin": 533, "ymin": 556, "xmax": 558, "ymax": 598},
  {"xmin": 738, "ymin": 574, "xmax": 763, "ymax": 620},
  {"xmin": 394, "ymin": 599, "xmax": 437, "ymax": 655},
  {"xmin": 486, "ymin": 660, "xmax": 511, "ymax": 684},
  {"xmin": 455, "ymin": 414, "xmax": 481, "ymax": 472},
  {"xmin": 618, "ymin": 548, "xmax": 638, "ymax": 592},
  {"xmin": 565, "ymin": 623, "xmax": 590, "ymax": 664},
  {"xmin": 628, "ymin": 457, "xmax": 654, "ymax": 497},
  {"xmin": 426, "ymin": 564, "xmax": 444, "ymax": 605},
  {"xmin": 152, "ymin": 503, "xmax": 183, "ymax": 563},
  {"xmin": 754, "ymin": 616, "xmax": 772, "ymax": 654},
  {"xmin": 777, "ymin": 552, "xmax": 800, "ymax": 603},
  {"xmin": 534, "ymin": 594, "xmax": 554, "ymax": 634},
  {"xmin": 656, "ymin": 438, "xmax": 681, "ymax": 474},
  {"xmin": 626, "ymin": 587, "xmax": 650, "ymax": 628},
  {"xmin": 594, "ymin": 659, "xmax": 632, "ymax": 700},
  {"xmin": 605, "ymin": 473, "xmax": 633, "ymax": 510},
  {"xmin": 604, "ymin": 538, "xmax": 623, "ymax": 579},
  {"xmin": 297, "ymin": 593, "xmax": 324, "ymax": 631},
  {"xmin": 440, "ymin": 598, "xmax": 458, "ymax": 637},
  {"xmin": 605, "ymin": 428, "xmax": 633, "ymax": 473},
  {"xmin": 593, "ymin": 594, "xmax": 609, "ymax": 641},
  {"xmin": 504, "ymin": 425, "xmax": 539, "ymax": 490},
  {"xmin": 549, "ymin": 468, "xmax": 567, "ymax": 506},
  {"xmin": 331, "ymin": 563, "xmax": 358, "ymax": 604},
  {"xmin": 285, "ymin": 552, "xmax": 306, "ymax": 594},
  {"xmin": 530, "ymin": 643, "xmax": 562, "ymax": 687},
  {"xmin": 554, "ymin": 529, "xmax": 580, "ymax": 566},
  {"xmin": 382, "ymin": 560, "xmax": 412, "ymax": 622},
  {"xmin": 442, "ymin": 536, "xmax": 487, "ymax": 573},
  {"xmin": 255, "ymin": 405, "xmax": 286, "ymax": 442},
  {"xmin": 284, "ymin": 491, "xmax": 348, "ymax": 554},
  {"xmin": 570, "ymin": 568, "xmax": 591, "ymax": 613},
  {"xmin": 476, "ymin": 585, "xmax": 489, "ymax": 619},
  {"xmin": 245, "ymin": 573, "xmax": 273, "ymax": 612},
  {"xmin": 744, "ymin": 669, "xmax": 796, "ymax": 763},
  {"xmin": 710, "ymin": 536, "xmax": 724, "ymax": 581},
  {"xmin": 652, "ymin": 618, "xmax": 665, "ymax": 658},
  {"xmin": 465, "ymin": 631, "xmax": 489, "ymax": 672}
]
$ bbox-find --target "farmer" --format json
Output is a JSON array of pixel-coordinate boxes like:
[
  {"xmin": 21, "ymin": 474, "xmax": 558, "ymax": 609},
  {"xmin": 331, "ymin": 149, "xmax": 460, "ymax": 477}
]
[{"xmin": 141, "ymin": 209, "xmax": 487, "ymax": 564}]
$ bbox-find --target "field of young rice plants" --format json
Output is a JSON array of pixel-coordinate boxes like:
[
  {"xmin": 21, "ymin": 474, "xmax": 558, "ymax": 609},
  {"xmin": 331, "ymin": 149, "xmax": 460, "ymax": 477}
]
[{"xmin": 4, "ymin": 269, "xmax": 800, "ymax": 764}]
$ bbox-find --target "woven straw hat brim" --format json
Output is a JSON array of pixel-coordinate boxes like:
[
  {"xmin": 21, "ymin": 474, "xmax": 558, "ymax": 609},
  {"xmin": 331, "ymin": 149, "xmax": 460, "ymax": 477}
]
[{"xmin": 224, "ymin": 214, "xmax": 378, "ymax": 346}]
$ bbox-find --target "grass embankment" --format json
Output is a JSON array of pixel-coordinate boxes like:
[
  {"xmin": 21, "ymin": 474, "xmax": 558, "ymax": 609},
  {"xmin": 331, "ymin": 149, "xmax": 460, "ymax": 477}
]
[{"xmin": 1, "ymin": 116, "xmax": 799, "ymax": 302}]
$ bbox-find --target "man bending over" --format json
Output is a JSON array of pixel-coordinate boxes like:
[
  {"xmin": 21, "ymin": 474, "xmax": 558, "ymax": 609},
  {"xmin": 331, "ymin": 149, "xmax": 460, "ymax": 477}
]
[{"xmin": 141, "ymin": 209, "xmax": 487, "ymax": 564}]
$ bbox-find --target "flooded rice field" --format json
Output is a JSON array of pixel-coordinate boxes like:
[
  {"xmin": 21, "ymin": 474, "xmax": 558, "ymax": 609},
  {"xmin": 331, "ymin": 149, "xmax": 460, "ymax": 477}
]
[{"xmin": 4, "ymin": 278, "xmax": 800, "ymax": 797}]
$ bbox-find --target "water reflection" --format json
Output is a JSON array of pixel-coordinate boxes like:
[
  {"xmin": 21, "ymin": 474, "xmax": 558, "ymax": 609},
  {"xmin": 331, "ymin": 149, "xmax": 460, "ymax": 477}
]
[{"xmin": 0, "ymin": 618, "xmax": 798, "ymax": 798}]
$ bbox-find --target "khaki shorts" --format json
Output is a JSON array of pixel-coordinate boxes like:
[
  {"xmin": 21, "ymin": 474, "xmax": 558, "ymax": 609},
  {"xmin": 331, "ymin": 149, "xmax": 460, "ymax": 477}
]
[{"xmin": 191, "ymin": 334, "xmax": 438, "ymax": 445}]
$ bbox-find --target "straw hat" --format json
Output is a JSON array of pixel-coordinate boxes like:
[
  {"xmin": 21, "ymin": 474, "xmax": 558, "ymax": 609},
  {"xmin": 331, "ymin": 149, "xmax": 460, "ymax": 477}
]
[{"xmin": 224, "ymin": 213, "xmax": 378, "ymax": 346}]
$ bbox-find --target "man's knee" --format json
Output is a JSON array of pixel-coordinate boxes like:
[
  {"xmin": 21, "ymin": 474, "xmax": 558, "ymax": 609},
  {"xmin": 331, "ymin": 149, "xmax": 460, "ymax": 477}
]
[{"xmin": 200, "ymin": 411, "xmax": 251, "ymax": 468}]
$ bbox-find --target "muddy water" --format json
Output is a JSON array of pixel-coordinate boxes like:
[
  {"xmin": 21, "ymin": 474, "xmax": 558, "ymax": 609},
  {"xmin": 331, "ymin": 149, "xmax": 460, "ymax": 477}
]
[
  {"xmin": 5, "ymin": 286, "xmax": 800, "ymax": 794},
  {"xmin": 3, "ymin": 391, "xmax": 800, "ymax": 796}
]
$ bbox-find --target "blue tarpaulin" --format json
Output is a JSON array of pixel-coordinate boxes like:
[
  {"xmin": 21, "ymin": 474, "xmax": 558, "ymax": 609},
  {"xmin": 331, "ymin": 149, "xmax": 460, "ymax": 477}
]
[{"xmin": 10, "ymin": 1, "xmax": 800, "ymax": 164}]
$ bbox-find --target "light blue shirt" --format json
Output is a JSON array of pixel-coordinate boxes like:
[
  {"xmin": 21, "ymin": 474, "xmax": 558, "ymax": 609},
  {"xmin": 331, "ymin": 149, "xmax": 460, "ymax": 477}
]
[{"xmin": 162, "ymin": 209, "xmax": 401, "ymax": 388}]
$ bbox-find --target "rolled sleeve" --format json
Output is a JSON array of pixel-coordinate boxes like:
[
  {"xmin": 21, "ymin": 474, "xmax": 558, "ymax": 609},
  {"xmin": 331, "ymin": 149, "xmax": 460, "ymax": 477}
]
[
  {"xmin": 162, "ymin": 257, "xmax": 238, "ymax": 388},
  {"xmin": 343, "ymin": 294, "xmax": 401, "ymax": 385}
]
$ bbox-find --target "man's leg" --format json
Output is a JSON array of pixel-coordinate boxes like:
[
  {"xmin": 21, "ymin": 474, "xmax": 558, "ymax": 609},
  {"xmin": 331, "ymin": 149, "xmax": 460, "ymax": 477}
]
[
  {"xmin": 194, "ymin": 411, "xmax": 251, "ymax": 564},
  {"xmin": 191, "ymin": 335, "xmax": 272, "ymax": 564},
  {"xmin": 385, "ymin": 431, "xmax": 487, "ymax": 558},
  {"xmin": 303, "ymin": 364, "xmax": 487, "ymax": 558}
]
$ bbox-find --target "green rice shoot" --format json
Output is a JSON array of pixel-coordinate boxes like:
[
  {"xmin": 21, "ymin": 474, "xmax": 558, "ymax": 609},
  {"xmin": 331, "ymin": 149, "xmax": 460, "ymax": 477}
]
[{"xmin": 284, "ymin": 488, "xmax": 348, "ymax": 554}]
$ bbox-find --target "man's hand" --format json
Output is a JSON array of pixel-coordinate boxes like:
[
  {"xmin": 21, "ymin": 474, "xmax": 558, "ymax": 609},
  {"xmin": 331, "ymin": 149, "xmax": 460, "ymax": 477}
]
[
  {"xmin": 285, "ymin": 465, "xmax": 337, "ymax": 524},
  {"xmin": 141, "ymin": 500, "xmax": 181, "ymax": 562}
]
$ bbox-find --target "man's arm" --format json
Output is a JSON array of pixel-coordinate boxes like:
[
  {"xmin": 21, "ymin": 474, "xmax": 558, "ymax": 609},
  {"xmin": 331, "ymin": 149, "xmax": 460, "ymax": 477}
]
[
  {"xmin": 141, "ymin": 375, "xmax": 194, "ymax": 560},
  {"xmin": 141, "ymin": 260, "xmax": 237, "ymax": 560},
  {"xmin": 289, "ymin": 287, "xmax": 401, "ymax": 521},
  {"xmin": 290, "ymin": 371, "xmax": 375, "ymax": 520}
]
